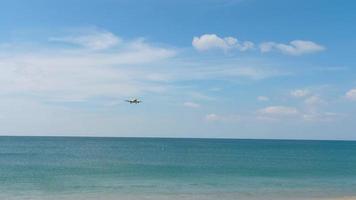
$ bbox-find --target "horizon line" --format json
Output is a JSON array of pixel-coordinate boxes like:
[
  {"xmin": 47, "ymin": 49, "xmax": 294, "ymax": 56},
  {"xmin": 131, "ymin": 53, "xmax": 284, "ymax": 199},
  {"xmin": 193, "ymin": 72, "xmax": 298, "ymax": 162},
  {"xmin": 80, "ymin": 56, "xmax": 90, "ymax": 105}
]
[{"xmin": 0, "ymin": 134, "xmax": 354, "ymax": 142}]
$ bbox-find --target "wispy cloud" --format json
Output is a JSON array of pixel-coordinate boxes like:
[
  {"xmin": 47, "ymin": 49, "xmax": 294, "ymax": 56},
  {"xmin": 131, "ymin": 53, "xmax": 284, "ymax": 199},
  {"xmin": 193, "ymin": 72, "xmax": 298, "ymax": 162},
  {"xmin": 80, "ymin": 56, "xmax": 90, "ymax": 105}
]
[
  {"xmin": 290, "ymin": 89, "xmax": 310, "ymax": 98},
  {"xmin": 49, "ymin": 30, "xmax": 121, "ymax": 50},
  {"xmin": 302, "ymin": 111, "xmax": 344, "ymax": 122},
  {"xmin": 205, "ymin": 105, "xmax": 342, "ymax": 123},
  {"xmin": 192, "ymin": 34, "xmax": 325, "ymax": 56},
  {"xmin": 0, "ymin": 32, "xmax": 176, "ymax": 102},
  {"xmin": 204, "ymin": 113, "xmax": 240, "ymax": 122},
  {"xmin": 304, "ymin": 95, "xmax": 327, "ymax": 106},
  {"xmin": 257, "ymin": 104, "xmax": 341, "ymax": 122},
  {"xmin": 346, "ymin": 89, "xmax": 356, "ymax": 101},
  {"xmin": 260, "ymin": 40, "xmax": 325, "ymax": 56},
  {"xmin": 257, "ymin": 96, "xmax": 269, "ymax": 101},
  {"xmin": 174, "ymin": 64, "xmax": 289, "ymax": 81},
  {"xmin": 205, "ymin": 113, "xmax": 221, "ymax": 121},
  {"xmin": 183, "ymin": 102, "xmax": 201, "ymax": 108},
  {"xmin": 1, "ymin": 29, "xmax": 289, "ymax": 107},
  {"xmin": 258, "ymin": 106, "xmax": 299, "ymax": 116},
  {"xmin": 192, "ymin": 34, "xmax": 254, "ymax": 52},
  {"xmin": 290, "ymin": 88, "xmax": 327, "ymax": 107}
]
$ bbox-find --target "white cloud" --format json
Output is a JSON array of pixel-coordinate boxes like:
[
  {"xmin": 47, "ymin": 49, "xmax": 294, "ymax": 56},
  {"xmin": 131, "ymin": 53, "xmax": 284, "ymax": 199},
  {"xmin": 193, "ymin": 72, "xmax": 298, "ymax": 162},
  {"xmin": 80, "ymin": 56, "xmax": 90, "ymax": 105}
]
[
  {"xmin": 49, "ymin": 30, "xmax": 121, "ymax": 50},
  {"xmin": 210, "ymin": 87, "xmax": 222, "ymax": 92},
  {"xmin": 260, "ymin": 40, "xmax": 325, "ymax": 56},
  {"xmin": 193, "ymin": 35, "xmax": 324, "ymax": 56},
  {"xmin": 257, "ymin": 105, "xmax": 342, "ymax": 122},
  {"xmin": 183, "ymin": 65, "xmax": 288, "ymax": 80},
  {"xmin": 290, "ymin": 89, "xmax": 310, "ymax": 98},
  {"xmin": 0, "ymin": 30, "xmax": 296, "ymax": 104},
  {"xmin": 302, "ymin": 111, "xmax": 343, "ymax": 122},
  {"xmin": 192, "ymin": 34, "xmax": 254, "ymax": 52},
  {"xmin": 259, "ymin": 106, "xmax": 299, "ymax": 116},
  {"xmin": 304, "ymin": 95, "xmax": 326, "ymax": 106},
  {"xmin": 346, "ymin": 89, "xmax": 356, "ymax": 101},
  {"xmin": 188, "ymin": 91, "xmax": 215, "ymax": 101},
  {"xmin": 290, "ymin": 89, "xmax": 327, "ymax": 107},
  {"xmin": 204, "ymin": 113, "xmax": 240, "ymax": 122},
  {"xmin": 0, "ymin": 33, "xmax": 176, "ymax": 102},
  {"xmin": 183, "ymin": 102, "xmax": 201, "ymax": 108},
  {"xmin": 257, "ymin": 96, "xmax": 269, "ymax": 101},
  {"xmin": 0, "ymin": 30, "xmax": 289, "ymax": 107},
  {"xmin": 205, "ymin": 113, "xmax": 221, "ymax": 121}
]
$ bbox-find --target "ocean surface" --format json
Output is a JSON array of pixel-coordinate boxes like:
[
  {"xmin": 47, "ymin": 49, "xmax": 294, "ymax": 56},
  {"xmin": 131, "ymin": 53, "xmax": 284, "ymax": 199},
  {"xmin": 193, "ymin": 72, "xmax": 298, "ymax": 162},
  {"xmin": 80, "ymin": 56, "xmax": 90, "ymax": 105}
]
[{"xmin": 0, "ymin": 137, "xmax": 355, "ymax": 200}]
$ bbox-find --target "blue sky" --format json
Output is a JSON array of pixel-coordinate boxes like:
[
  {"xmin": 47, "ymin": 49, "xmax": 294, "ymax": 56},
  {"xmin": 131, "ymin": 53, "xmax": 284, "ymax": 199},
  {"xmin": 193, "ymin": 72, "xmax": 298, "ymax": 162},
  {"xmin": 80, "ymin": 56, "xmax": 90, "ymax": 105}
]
[{"xmin": 0, "ymin": 0, "xmax": 356, "ymax": 139}]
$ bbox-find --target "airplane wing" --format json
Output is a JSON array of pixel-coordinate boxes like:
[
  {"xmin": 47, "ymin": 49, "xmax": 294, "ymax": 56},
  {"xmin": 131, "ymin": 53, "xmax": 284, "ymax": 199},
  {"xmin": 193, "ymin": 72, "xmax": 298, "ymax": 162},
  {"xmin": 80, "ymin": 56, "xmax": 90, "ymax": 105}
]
[{"xmin": 125, "ymin": 98, "xmax": 142, "ymax": 104}]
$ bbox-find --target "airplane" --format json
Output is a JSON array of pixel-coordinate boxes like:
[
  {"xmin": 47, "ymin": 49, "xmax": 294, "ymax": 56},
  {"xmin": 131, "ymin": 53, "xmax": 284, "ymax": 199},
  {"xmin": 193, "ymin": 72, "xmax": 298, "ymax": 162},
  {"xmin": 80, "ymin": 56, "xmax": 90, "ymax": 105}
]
[{"xmin": 125, "ymin": 98, "xmax": 142, "ymax": 104}]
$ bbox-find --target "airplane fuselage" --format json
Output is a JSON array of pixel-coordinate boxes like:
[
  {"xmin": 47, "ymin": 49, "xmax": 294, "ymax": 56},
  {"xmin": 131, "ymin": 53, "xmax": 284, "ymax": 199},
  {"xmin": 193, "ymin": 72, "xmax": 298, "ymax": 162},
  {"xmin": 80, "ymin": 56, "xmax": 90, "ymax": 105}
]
[{"xmin": 126, "ymin": 99, "xmax": 142, "ymax": 104}]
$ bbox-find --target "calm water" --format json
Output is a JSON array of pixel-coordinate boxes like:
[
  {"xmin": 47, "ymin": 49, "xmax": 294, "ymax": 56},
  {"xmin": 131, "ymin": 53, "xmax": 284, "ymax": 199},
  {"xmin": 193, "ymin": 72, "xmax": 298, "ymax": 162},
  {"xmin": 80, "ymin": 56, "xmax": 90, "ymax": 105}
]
[{"xmin": 0, "ymin": 137, "xmax": 355, "ymax": 200}]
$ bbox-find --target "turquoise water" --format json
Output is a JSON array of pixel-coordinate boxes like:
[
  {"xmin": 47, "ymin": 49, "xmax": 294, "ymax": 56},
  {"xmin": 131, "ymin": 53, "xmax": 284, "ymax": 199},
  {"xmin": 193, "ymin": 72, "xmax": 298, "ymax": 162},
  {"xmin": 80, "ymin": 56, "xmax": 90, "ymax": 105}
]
[{"xmin": 0, "ymin": 137, "xmax": 355, "ymax": 200}]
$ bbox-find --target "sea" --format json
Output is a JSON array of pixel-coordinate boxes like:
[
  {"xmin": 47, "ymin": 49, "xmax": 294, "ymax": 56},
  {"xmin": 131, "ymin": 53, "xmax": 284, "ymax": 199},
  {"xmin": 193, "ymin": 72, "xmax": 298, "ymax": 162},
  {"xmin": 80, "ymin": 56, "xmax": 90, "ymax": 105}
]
[{"xmin": 0, "ymin": 136, "xmax": 355, "ymax": 200}]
